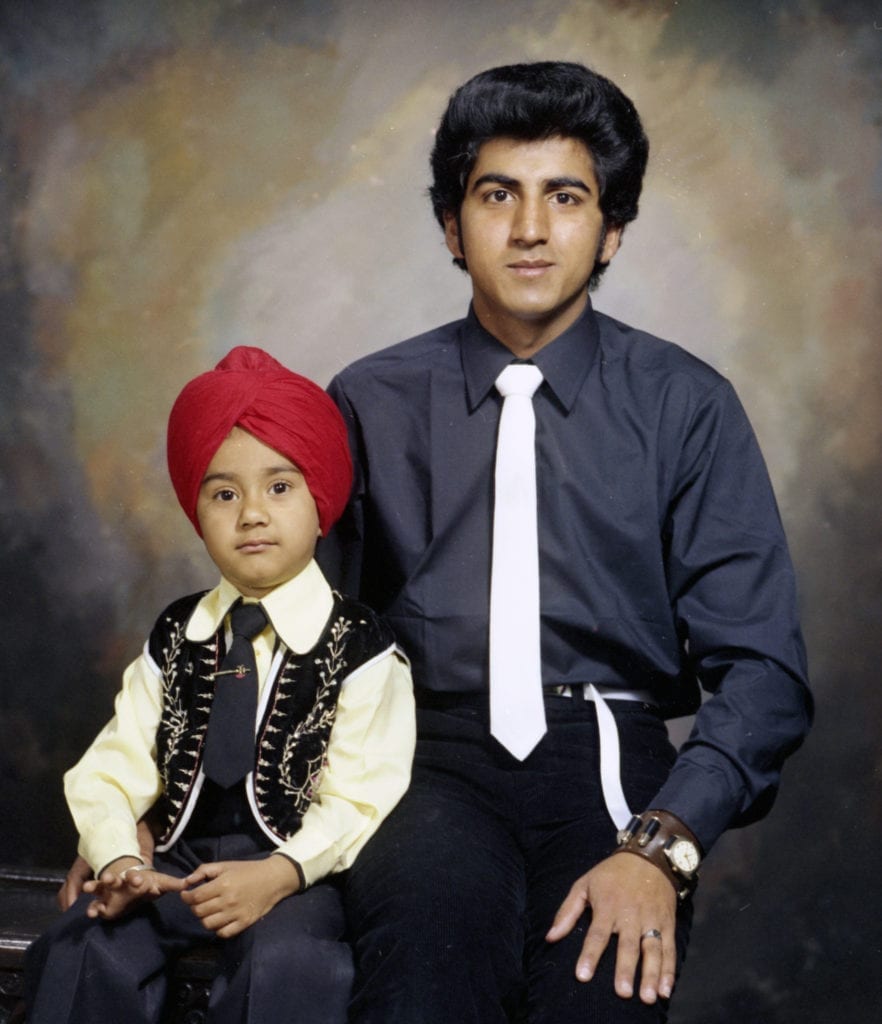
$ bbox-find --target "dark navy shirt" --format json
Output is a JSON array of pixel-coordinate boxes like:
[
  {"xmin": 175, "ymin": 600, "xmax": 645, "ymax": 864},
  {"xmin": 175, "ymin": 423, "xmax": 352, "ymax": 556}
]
[{"xmin": 320, "ymin": 302, "xmax": 812, "ymax": 851}]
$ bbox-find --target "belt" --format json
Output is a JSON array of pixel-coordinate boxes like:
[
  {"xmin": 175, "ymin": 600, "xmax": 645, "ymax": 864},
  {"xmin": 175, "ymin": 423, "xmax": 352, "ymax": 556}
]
[
  {"xmin": 549, "ymin": 683, "xmax": 656, "ymax": 832},
  {"xmin": 415, "ymin": 684, "xmax": 656, "ymax": 832}
]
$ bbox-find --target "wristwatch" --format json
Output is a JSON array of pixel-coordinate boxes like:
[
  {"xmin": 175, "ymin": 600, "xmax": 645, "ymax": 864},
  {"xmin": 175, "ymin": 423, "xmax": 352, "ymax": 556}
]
[
  {"xmin": 664, "ymin": 834, "xmax": 701, "ymax": 877},
  {"xmin": 614, "ymin": 810, "xmax": 701, "ymax": 900}
]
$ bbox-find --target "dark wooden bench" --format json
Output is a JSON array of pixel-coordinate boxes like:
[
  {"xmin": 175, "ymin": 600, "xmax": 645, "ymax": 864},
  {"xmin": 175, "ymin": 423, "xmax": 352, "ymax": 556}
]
[{"xmin": 0, "ymin": 866, "xmax": 218, "ymax": 1024}]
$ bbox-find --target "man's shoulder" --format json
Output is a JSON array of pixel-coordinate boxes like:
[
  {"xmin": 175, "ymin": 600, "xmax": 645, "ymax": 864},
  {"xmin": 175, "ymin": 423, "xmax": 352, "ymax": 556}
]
[
  {"xmin": 594, "ymin": 309, "xmax": 727, "ymax": 389},
  {"xmin": 331, "ymin": 317, "xmax": 464, "ymax": 388}
]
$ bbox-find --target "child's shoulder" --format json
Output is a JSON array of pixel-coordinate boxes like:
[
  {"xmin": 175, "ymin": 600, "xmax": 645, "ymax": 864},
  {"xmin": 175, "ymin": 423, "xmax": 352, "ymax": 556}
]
[
  {"xmin": 329, "ymin": 591, "xmax": 397, "ymax": 653},
  {"xmin": 153, "ymin": 590, "xmax": 211, "ymax": 630}
]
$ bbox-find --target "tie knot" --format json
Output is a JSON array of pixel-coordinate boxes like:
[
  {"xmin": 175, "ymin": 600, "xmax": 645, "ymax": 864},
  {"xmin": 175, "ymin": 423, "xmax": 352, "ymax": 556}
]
[
  {"xmin": 229, "ymin": 602, "xmax": 268, "ymax": 641},
  {"xmin": 495, "ymin": 363, "xmax": 543, "ymax": 399}
]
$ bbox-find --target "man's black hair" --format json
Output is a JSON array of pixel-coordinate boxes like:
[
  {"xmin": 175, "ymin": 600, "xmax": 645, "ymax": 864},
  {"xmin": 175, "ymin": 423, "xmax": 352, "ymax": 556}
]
[{"xmin": 429, "ymin": 61, "xmax": 649, "ymax": 286}]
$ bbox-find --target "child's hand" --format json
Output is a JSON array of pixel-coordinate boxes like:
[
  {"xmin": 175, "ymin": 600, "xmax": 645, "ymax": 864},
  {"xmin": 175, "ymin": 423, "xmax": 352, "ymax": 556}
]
[
  {"xmin": 180, "ymin": 856, "xmax": 301, "ymax": 938},
  {"xmin": 58, "ymin": 820, "xmax": 156, "ymax": 912},
  {"xmin": 83, "ymin": 858, "xmax": 185, "ymax": 920}
]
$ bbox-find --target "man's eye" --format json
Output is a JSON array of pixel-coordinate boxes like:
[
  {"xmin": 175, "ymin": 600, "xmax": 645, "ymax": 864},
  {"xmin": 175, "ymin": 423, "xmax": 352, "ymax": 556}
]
[
  {"xmin": 488, "ymin": 189, "xmax": 510, "ymax": 202},
  {"xmin": 553, "ymin": 192, "xmax": 576, "ymax": 204}
]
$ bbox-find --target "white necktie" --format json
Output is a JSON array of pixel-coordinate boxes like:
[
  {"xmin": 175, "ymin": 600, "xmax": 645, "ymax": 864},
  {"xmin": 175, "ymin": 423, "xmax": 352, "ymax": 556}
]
[{"xmin": 489, "ymin": 363, "xmax": 546, "ymax": 760}]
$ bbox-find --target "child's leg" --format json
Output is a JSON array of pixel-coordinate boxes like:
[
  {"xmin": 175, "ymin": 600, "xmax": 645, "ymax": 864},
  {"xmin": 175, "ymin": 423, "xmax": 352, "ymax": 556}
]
[
  {"xmin": 208, "ymin": 878, "xmax": 353, "ymax": 1024},
  {"xmin": 25, "ymin": 893, "xmax": 181, "ymax": 1024},
  {"xmin": 25, "ymin": 847, "xmax": 210, "ymax": 1024}
]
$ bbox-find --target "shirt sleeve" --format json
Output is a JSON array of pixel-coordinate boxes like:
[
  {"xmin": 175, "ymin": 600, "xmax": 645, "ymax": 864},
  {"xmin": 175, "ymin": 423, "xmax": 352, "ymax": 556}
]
[
  {"xmin": 318, "ymin": 375, "xmax": 366, "ymax": 595},
  {"xmin": 276, "ymin": 646, "xmax": 415, "ymax": 886},
  {"xmin": 64, "ymin": 646, "xmax": 165, "ymax": 874},
  {"xmin": 649, "ymin": 380, "xmax": 813, "ymax": 852}
]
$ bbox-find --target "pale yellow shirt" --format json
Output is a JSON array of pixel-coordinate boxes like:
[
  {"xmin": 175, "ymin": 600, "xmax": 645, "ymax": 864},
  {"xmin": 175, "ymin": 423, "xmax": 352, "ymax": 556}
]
[{"xmin": 65, "ymin": 559, "xmax": 415, "ymax": 886}]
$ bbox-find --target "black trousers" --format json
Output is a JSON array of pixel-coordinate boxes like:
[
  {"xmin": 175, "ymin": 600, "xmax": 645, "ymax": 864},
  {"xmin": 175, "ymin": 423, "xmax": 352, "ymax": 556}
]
[
  {"xmin": 25, "ymin": 834, "xmax": 352, "ymax": 1024},
  {"xmin": 345, "ymin": 693, "xmax": 693, "ymax": 1024}
]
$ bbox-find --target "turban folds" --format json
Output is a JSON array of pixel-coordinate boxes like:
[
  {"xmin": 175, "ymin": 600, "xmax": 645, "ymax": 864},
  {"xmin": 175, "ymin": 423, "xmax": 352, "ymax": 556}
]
[{"xmin": 167, "ymin": 346, "xmax": 352, "ymax": 537}]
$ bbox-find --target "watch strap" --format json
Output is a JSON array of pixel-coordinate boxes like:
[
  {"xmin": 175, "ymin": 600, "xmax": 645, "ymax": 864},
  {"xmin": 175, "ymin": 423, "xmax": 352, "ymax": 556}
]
[{"xmin": 612, "ymin": 809, "xmax": 701, "ymax": 901}]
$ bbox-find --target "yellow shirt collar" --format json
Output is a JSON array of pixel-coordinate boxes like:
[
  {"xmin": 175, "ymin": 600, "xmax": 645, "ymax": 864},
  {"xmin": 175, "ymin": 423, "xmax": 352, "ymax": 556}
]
[{"xmin": 185, "ymin": 558, "xmax": 334, "ymax": 655}]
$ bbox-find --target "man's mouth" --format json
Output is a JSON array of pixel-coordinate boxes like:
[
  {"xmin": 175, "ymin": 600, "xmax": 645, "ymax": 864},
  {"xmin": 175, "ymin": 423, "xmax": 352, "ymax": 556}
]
[{"xmin": 508, "ymin": 260, "xmax": 553, "ymax": 276}]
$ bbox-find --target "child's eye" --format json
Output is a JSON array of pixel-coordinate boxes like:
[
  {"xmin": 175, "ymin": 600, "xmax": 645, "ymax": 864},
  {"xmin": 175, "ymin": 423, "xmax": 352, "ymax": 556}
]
[
  {"xmin": 215, "ymin": 488, "xmax": 237, "ymax": 502},
  {"xmin": 270, "ymin": 481, "xmax": 291, "ymax": 495}
]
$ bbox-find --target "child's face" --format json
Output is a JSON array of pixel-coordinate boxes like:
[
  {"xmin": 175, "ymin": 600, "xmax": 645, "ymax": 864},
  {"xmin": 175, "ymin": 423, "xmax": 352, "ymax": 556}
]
[{"xmin": 196, "ymin": 426, "xmax": 321, "ymax": 598}]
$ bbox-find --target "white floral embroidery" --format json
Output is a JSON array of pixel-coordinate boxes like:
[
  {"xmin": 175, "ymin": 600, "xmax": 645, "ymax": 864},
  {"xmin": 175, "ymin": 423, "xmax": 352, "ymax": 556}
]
[
  {"xmin": 276, "ymin": 616, "xmax": 351, "ymax": 807},
  {"xmin": 157, "ymin": 617, "xmax": 189, "ymax": 783}
]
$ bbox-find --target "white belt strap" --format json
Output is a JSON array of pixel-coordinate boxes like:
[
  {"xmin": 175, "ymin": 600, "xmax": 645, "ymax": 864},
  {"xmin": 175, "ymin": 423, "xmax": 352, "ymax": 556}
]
[
  {"xmin": 587, "ymin": 683, "xmax": 635, "ymax": 832},
  {"xmin": 546, "ymin": 681, "xmax": 648, "ymax": 829}
]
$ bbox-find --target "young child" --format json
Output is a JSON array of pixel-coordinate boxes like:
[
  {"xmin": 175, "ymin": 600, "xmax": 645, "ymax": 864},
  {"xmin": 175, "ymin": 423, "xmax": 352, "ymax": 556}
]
[{"xmin": 25, "ymin": 346, "xmax": 415, "ymax": 1024}]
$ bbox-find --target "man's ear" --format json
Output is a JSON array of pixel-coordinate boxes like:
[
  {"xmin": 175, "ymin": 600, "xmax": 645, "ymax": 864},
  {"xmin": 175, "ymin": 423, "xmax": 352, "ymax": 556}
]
[
  {"xmin": 443, "ymin": 211, "xmax": 464, "ymax": 261},
  {"xmin": 599, "ymin": 223, "xmax": 623, "ymax": 265}
]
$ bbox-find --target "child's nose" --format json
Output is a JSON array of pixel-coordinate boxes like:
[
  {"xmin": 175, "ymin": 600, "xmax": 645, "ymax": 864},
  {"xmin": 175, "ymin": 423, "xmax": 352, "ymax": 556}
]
[{"xmin": 239, "ymin": 495, "xmax": 269, "ymax": 524}]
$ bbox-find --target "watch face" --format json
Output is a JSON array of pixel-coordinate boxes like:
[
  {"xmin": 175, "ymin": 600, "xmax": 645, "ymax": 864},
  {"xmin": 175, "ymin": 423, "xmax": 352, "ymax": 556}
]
[{"xmin": 668, "ymin": 838, "xmax": 700, "ymax": 874}]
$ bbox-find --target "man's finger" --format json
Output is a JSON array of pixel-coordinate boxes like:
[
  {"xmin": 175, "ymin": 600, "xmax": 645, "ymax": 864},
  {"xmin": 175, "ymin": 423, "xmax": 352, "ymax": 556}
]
[
  {"xmin": 546, "ymin": 883, "xmax": 588, "ymax": 942},
  {"xmin": 636, "ymin": 928, "xmax": 664, "ymax": 1003},
  {"xmin": 575, "ymin": 914, "xmax": 614, "ymax": 983},
  {"xmin": 657, "ymin": 929, "xmax": 677, "ymax": 1001},
  {"xmin": 611, "ymin": 926, "xmax": 641, "ymax": 998}
]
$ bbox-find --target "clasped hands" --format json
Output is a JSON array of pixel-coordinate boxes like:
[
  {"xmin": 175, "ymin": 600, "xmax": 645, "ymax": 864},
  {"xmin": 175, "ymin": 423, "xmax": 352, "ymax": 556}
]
[{"xmin": 80, "ymin": 853, "xmax": 300, "ymax": 939}]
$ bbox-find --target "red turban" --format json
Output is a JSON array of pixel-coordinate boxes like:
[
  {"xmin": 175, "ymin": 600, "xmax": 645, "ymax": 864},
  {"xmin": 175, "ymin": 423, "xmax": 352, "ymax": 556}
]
[{"xmin": 167, "ymin": 346, "xmax": 352, "ymax": 537}]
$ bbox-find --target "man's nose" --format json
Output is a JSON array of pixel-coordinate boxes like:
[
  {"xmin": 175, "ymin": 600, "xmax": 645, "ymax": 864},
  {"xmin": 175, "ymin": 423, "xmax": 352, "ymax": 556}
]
[{"xmin": 511, "ymin": 195, "xmax": 548, "ymax": 245}]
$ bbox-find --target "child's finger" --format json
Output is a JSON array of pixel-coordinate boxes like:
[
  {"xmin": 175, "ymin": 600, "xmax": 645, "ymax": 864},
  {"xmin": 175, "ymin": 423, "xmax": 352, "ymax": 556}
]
[
  {"xmin": 183, "ymin": 862, "xmax": 223, "ymax": 888},
  {"xmin": 123, "ymin": 868, "xmax": 156, "ymax": 891}
]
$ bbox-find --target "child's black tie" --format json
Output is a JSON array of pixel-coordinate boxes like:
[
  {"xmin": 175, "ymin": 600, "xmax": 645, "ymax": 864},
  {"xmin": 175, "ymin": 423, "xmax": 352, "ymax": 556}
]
[{"xmin": 203, "ymin": 601, "xmax": 268, "ymax": 789}]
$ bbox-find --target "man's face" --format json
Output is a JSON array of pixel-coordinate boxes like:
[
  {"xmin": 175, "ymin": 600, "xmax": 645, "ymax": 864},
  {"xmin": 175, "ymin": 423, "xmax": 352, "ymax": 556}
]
[
  {"xmin": 196, "ymin": 426, "xmax": 321, "ymax": 597},
  {"xmin": 444, "ymin": 135, "xmax": 621, "ymax": 354}
]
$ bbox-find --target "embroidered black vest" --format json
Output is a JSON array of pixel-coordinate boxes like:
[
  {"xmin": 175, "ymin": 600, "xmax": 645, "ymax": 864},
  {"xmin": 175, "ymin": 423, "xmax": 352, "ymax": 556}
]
[{"xmin": 148, "ymin": 590, "xmax": 396, "ymax": 848}]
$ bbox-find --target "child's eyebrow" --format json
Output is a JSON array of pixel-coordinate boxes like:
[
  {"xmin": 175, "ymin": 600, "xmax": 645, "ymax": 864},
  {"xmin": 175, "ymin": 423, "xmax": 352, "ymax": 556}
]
[
  {"xmin": 200, "ymin": 465, "xmax": 302, "ymax": 486},
  {"xmin": 201, "ymin": 472, "xmax": 236, "ymax": 486}
]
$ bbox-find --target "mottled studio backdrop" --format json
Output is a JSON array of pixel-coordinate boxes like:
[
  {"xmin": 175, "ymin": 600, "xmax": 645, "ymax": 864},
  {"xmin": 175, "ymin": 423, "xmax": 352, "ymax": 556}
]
[{"xmin": 1, "ymin": 1, "xmax": 880, "ymax": 1021}]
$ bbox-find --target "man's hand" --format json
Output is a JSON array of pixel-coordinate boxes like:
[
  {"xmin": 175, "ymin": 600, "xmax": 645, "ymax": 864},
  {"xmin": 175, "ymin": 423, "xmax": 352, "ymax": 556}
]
[
  {"xmin": 546, "ymin": 852, "xmax": 677, "ymax": 1004},
  {"xmin": 57, "ymin": 856, "xmax": 92, "ymax": 911},
  {"xmin": 82, "ymin": 857, "xmax": 185, "ymax": 920},
  {"xmin": 180, "ymin": 855, "xmax": 301, "ymax": 939},
  {"xmin": 57, "ymin": 819, "xmax": 157, "ymax": 911}
]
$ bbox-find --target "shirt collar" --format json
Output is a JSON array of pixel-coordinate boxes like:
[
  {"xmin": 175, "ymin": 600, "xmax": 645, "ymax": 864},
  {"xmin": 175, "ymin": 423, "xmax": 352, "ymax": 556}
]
[
  {"xmin": 460, "ymin": 299, "xmax": 600, "ymax": 414},
  {"xmin": 185, "ymin": 558, "xmax": 334, "ymax": 655}
]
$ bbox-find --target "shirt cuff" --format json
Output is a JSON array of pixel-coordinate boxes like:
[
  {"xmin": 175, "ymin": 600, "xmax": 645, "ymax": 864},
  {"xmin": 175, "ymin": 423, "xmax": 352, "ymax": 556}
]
[
  {"xmin": 77, "ymin": 818, "xmax": 143, "ymax": 877},
  {"xmin": 271, "ymin": 851, "xmax": 306, "ymax": 891},
  {"xmin": 649, "ymin": 750, "xmax": 746, "ymax": 854}
]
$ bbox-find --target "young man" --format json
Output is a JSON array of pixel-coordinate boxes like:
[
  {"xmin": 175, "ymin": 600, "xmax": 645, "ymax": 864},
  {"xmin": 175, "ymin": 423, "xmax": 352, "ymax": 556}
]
[
  {"xmin": 320, "ymin": 62, "xmax": 812, "ymax": 1023},
  {"xmin": 28, "ymin": 346, "xmax": 415, "ymax": 1024}
]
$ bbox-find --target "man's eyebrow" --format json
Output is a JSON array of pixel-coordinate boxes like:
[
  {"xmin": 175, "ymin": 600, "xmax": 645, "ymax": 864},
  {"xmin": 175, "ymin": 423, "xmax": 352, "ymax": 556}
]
[
  {"xmin": 469, "ymin": 172, "xmax": 520, "ymax": 193},
  {"xmin": 469, "ymin": 173, "xmax": 593, "ymax": 194},
  {"xmin": 545, "ymin": 176, "xmax": 593, "ymax": 193}
]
